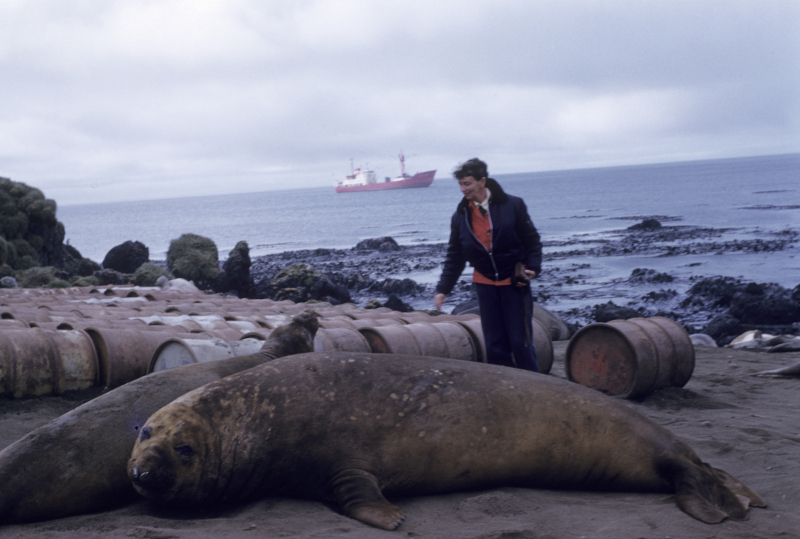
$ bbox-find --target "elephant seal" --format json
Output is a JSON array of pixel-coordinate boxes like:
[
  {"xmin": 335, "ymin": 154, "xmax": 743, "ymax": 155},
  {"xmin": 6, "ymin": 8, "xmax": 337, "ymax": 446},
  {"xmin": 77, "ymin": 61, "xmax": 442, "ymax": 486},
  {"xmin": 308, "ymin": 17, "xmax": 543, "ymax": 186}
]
[
  {"xmin": 128, "ymin": 352, "xmax": 764, "ymax": 530},
  {"xmin": 0, "ymin": 310, "xmax": 319, "ymax": 524}
]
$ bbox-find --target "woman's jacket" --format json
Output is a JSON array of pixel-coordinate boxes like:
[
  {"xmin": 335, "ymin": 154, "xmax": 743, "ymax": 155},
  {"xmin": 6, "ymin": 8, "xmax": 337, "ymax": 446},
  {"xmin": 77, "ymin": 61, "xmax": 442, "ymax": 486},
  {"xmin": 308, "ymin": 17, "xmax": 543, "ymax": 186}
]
[{"xmin": 435, "ymin": 178, "xmax": 542, "ymax": 296}]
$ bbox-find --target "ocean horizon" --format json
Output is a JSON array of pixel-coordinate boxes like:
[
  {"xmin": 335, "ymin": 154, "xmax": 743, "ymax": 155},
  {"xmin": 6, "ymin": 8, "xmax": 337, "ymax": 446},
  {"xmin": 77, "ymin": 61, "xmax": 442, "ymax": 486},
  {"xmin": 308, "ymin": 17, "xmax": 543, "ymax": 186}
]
[{"xmin": 58, "ymin": 153, "xmax": 800, "ymax": 291}]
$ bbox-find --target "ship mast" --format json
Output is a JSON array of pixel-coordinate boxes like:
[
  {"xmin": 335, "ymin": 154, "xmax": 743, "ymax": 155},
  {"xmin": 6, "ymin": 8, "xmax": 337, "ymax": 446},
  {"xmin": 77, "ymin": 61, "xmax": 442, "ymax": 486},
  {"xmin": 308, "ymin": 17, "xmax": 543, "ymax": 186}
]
[{"xmin": 399, "ymin": 152, "xmax": 405, "ymax": 176}]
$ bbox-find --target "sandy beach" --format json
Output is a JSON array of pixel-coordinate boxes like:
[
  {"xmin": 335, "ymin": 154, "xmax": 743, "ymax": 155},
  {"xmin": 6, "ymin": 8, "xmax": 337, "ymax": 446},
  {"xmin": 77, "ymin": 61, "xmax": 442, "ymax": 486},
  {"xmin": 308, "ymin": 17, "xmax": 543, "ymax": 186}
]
[{"xmin": 1, "ymin": 340, "xmax": 797, "ymax": 539}]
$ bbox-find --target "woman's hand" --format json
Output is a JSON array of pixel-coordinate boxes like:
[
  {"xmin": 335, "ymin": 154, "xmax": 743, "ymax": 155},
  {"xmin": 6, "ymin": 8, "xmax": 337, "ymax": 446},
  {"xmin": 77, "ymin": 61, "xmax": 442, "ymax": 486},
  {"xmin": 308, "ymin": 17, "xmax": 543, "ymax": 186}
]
[
  {"xmin": 523, "ymin": 269, "xmax": 537, "ymax": 280},
  {"xmin": 434, "ymin": 293, "xmax": 447, "ymax": 311}
]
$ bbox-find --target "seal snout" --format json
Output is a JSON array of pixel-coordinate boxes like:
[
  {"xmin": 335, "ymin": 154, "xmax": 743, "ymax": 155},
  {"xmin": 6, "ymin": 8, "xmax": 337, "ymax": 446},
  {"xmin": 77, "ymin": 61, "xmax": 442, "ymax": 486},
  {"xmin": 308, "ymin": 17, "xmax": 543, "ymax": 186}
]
[{"xmin": 128, "ymin": 450, "xmax": 179, "ymax": 499}]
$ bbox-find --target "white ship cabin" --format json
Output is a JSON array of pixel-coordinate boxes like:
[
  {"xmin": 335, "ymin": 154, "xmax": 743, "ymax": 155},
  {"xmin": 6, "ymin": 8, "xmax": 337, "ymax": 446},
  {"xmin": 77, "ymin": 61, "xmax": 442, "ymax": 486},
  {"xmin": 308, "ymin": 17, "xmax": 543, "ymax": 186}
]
[
  {"xmin": 386, "ymin": 172, "xmax": 412, "ymax": 182},
  {"xmin": 339, "ymin": 168, "xmax": 376, "ymax": 187}
]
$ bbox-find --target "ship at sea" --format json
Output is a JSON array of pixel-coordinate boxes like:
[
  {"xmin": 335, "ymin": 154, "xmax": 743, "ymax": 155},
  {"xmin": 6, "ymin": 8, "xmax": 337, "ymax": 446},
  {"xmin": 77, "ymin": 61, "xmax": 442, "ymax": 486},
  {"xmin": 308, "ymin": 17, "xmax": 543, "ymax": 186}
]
[{"xmin": 335, "ymin": 153, "xmax": 435, "ymax": 193}]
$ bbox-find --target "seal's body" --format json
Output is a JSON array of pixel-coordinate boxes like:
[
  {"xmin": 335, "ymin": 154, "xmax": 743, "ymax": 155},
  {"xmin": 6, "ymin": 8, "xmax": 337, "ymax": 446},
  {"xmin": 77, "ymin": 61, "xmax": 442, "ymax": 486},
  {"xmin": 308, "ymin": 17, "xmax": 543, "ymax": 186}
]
[
  {"xmin": 0, "ymin": 312, "xmax": 319, "ymax": 524},
  {"xmin": 128, "ymin": 352, "xmax": 764, "ymax": 530}
]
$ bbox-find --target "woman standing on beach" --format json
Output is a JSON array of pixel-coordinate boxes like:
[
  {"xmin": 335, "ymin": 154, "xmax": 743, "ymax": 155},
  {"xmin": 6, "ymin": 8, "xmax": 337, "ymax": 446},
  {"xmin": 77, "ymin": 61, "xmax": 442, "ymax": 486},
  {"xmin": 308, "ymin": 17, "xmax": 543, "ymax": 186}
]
[{"xmin": 434, "ymin": 158, "xmax": 542, "ymax": 372}]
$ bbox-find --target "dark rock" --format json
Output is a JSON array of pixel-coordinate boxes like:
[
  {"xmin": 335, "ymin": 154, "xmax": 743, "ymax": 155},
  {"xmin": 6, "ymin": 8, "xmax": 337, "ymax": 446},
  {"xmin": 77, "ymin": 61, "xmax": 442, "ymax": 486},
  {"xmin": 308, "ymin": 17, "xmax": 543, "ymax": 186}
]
[
  {"xmin": 681, "ymin": 277, "xmax": 742, "ymax": 309},
  {"xmin": 728, "ymin": 283, "xmax": 800, "ymax": 326},
  {"xmin": 78, "ymin": 258, "xmax": 102, "ymax": 277},
  {"xmin": 629, "ymin": 268, "xmax": 673, "ymax": 284},
  {"xmin": 102, "ymin": 240, "xmax": 149, "ymax": 274},
  {"xmin": 215, "ymin": 241, "xmax": 253, "ymax": 298},
  {"xmin": 702, "ymin": 313, "xmax": 742, "ymax": 345},
  {"xmin": 271, "ymin": 263, "xmax": 320, "ymax": 290},
  {"xmin": 384, "ymin": 294, "xmax": 413, "ymax": 312},
  {"xmin": 257, "ymin": 263, "xmax": 351, "ymax": 304},
  {"xmin": 592, "ymin": 301, "xmax": 643, "ymax": 323},
  {"xmin": 308, "ymin": 275, "xmax": 351, "ymax": 305},
  {"xmin": 252, "ymin": 278, "xmax": 273, "ymax": 300},
  {"xmin": 641, "ymin": 289, "xmax": 678, "ymax": 302},
  {"xmin": 274, "ymin": 287, "xmax": 307, "ymax": 303},
  {"xmin": 369, "ymin": 278, "xmax": 423, "ymax": 296},
  {"xmin": 627, "ymin": 218, "xmax": 662, "ymax": 231},
  {"xmin": 354, "ymin": 237, "xmax": 400, "ymax": 251},
  {"xmin": 683, "ymin": 278, "xmax": 800, "ymax": 330},
  {"xmin": 64, "ymin": 243, "xmax": 82, "ymax": 261},
  {"xmin": 93, "ymin": 268, "xmax": 128, "ymax": 286}
]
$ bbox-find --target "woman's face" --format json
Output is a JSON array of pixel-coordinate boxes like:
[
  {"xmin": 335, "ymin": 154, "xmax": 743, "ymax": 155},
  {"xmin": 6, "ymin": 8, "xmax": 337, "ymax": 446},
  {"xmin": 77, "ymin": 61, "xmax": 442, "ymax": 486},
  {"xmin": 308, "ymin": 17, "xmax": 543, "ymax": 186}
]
[{"xmin": 458, "ymin": 176, "xmax": 487, "ymax": 203}]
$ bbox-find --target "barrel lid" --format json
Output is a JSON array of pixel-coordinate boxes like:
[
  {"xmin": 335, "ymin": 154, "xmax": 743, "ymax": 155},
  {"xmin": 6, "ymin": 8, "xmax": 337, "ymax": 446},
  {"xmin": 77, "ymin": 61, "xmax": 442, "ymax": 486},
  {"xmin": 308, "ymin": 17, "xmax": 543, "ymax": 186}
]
[{"xmin": 566, "ymin": 323, "xmax": 640, "ymax": 397}]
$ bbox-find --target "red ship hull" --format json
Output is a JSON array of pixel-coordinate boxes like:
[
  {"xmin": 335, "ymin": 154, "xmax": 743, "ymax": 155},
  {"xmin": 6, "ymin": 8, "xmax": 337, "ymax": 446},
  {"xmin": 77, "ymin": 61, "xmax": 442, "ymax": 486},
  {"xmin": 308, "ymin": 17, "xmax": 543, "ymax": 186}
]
[{"xmin": 335, "ymin": 170, "xmax": 435, "ymax": 193}]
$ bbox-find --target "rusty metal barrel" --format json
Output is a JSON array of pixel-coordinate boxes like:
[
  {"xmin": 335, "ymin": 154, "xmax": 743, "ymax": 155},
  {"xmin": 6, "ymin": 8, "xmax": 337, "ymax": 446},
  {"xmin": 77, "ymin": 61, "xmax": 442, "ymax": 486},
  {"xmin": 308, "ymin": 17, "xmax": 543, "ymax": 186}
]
[
  {"xmin": 425, "ymin": 321, "xmax": 478, "ymax": 362},
  {"xmin": 83, "ymin": 327, "xmax": 187, "ymax": 388},
  {"xmin": 356, "ymin": 321, "xmax": 483, "ymax": 363},
  {"xmin": 358, "ymin": 325, "xmax": 422, "ymax": 355},
  {"xmin": 314, "ymin": 327, "xmax": 371, "ymax": 353},
  {"xmin": 0, "ymin": 329, "xmax": 98, "ymax": 398},
  {"xmin": 565, "ymin": 316, "xmax": 695, "ymax": 399},
  {"xmin": 318, "ymin": 317, "xmax": 358, "ymax": 330},
  {"xmin": 453, "ymin": 317, "xmax": 553, "ymax": 373}
]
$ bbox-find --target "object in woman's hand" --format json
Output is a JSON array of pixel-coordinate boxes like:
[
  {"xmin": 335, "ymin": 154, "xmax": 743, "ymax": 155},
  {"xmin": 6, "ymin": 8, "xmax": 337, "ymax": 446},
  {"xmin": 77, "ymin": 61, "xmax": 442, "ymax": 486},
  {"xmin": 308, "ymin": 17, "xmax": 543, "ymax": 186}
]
[{"xmin": 513, "ymin": 262, "xmax": 528, "ymax": 287}]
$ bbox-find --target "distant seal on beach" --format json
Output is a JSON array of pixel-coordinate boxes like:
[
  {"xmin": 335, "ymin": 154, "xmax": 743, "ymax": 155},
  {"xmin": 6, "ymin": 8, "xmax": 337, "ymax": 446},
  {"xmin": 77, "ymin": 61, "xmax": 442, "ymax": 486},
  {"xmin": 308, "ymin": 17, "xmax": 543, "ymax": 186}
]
[
  {"xmin": 128, "ymin": 352, "xmax": 764, "ymax": 530},
  {"xmin": 0, "ymin": 311, "xmax": 319, "ymax": 524},
  {"xmin": 156, "ymin": 276, "xmax": 199, "ymax": 291},
  {"xmin": 754, "ymin": 360, "xmax": 800, "ymax": 377}
]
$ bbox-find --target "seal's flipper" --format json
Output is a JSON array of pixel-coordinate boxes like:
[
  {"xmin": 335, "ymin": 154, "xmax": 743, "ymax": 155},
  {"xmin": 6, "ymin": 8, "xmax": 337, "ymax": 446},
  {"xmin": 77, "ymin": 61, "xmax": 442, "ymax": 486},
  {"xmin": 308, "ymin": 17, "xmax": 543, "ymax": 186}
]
[
  {"xmin": 711, "ymin": 466, "xmax": 767, "ymax": 508},
  {"xmin": 330, "ymin": 469, "xmax": 406, "ymax": 530},
  {"xmin": 663, "ymin": 456, "xmax": 752, "ymax": 523},
  {"xmin": 346, "ymin": 500, "xmax": 406, "ymax": 530}
]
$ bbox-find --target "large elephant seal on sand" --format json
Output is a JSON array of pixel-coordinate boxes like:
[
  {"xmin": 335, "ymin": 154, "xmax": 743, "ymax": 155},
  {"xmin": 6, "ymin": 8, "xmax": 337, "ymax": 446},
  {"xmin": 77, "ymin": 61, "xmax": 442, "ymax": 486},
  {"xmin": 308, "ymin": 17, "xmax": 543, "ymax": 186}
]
[
  {"xmin": 0, "ymin": 311, "xmax": 319, "ymax": 524},
  {"xmin": 128, "ymin": 352, "xmax": 764, "ymax": 530}
]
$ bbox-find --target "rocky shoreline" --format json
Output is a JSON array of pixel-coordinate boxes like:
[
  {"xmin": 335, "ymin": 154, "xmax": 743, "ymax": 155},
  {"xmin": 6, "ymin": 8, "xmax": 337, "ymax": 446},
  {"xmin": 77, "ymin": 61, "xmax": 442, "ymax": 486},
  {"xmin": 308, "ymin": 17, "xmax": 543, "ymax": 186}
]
[
  {"xmin": 245, "ymin": 219, "xmax": 800, "ymax": 346},
  {"xmin": 5, "ymin": 171, "xmax": 794, "ymax": 347}
]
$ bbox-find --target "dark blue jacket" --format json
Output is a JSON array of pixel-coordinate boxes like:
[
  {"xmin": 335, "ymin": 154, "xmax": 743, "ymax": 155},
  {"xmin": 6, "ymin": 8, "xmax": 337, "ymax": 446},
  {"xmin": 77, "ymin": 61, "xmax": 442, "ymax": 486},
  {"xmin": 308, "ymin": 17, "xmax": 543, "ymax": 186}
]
[{"xmin": 435, "ymin": 178, "xmax": 542, "ymax": 296}]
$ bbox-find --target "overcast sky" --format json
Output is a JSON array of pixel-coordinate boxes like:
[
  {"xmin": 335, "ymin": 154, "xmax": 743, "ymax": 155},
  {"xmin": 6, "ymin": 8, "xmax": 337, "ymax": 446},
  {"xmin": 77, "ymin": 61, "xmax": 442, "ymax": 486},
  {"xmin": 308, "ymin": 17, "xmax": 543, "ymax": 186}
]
[{"xmin": 1, "ymin": 0, "xmax": 798, "ymax": 206}]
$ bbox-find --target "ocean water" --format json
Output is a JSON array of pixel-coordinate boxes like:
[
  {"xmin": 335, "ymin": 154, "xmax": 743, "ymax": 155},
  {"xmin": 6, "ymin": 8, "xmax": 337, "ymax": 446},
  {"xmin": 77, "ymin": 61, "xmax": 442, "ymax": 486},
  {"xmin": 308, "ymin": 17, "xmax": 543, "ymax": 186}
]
[{"xmin": 58, "ymin": 154, "xmax": 800, "ymax": 290}]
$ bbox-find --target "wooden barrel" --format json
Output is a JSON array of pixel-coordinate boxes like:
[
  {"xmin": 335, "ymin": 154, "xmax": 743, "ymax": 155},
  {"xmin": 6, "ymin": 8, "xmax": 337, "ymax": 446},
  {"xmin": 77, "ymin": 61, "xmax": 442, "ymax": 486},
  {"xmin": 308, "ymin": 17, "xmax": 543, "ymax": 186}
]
[{"xmin": 565, "ymin": 316, "xmax": 694, "ymax": 399}]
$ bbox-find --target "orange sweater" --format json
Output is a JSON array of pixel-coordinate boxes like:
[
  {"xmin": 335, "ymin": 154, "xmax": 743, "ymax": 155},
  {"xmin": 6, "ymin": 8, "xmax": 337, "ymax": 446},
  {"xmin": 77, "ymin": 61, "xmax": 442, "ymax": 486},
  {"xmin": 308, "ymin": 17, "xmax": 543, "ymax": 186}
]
[{"xmin": 470, "ymin": 204, "xmax": 511, "ymax": 286}]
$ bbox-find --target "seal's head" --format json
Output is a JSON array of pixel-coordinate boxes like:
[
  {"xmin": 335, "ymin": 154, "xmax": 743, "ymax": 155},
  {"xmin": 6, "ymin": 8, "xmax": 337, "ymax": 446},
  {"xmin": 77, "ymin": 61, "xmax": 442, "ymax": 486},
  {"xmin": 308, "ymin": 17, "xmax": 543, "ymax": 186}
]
[
  {"xmin": 259, "ymin": 309, "xmax": 320, "ymax": 359},
  {"xmin": 128, "ymin": 403, "xmax": 215, "ymax": 504}
]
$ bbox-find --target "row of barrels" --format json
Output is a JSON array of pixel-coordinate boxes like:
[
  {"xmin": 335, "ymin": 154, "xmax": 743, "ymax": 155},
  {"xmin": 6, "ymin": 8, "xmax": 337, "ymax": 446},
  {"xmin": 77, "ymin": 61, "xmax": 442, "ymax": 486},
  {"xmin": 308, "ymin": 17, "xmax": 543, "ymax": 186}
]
[
  {"xmin": 0, "ymin": 315, "xmax": 556, "ymax": 399},
  {"xmin": 0, "ymin": 314, "xmax": 693, "ymax": 401},
  {"xmin": 0, "ymin": 286, "xmax": 695, "ymax": 400}
]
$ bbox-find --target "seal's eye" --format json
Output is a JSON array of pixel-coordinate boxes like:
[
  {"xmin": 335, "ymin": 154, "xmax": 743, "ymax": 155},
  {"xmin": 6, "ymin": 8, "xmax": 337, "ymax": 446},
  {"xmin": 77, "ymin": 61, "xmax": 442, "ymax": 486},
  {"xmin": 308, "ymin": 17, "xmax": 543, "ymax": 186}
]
[
  {"xmin": 174, "ymin": 444, "xmax": 194, "ymax": 458},
  {"xmin": 140, "ymin": 426, "xmax": 152, "ymax": 440}
]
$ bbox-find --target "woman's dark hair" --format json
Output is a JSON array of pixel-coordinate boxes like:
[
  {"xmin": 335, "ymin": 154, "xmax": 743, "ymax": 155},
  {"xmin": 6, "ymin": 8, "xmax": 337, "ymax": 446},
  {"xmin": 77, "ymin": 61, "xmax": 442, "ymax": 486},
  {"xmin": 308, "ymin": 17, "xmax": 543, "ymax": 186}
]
[{"xmin": 453, "ymin": 158, "xmax": 488, "ymax": 180}]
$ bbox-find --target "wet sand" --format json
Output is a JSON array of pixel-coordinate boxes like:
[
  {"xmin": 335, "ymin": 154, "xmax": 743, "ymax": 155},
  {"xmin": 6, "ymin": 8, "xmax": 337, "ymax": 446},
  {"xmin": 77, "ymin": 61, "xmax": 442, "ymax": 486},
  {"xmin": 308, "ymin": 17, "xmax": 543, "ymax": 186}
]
[{"xmin": 1, "ymin": 342, "xmax": 798, "ymax": 539}]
